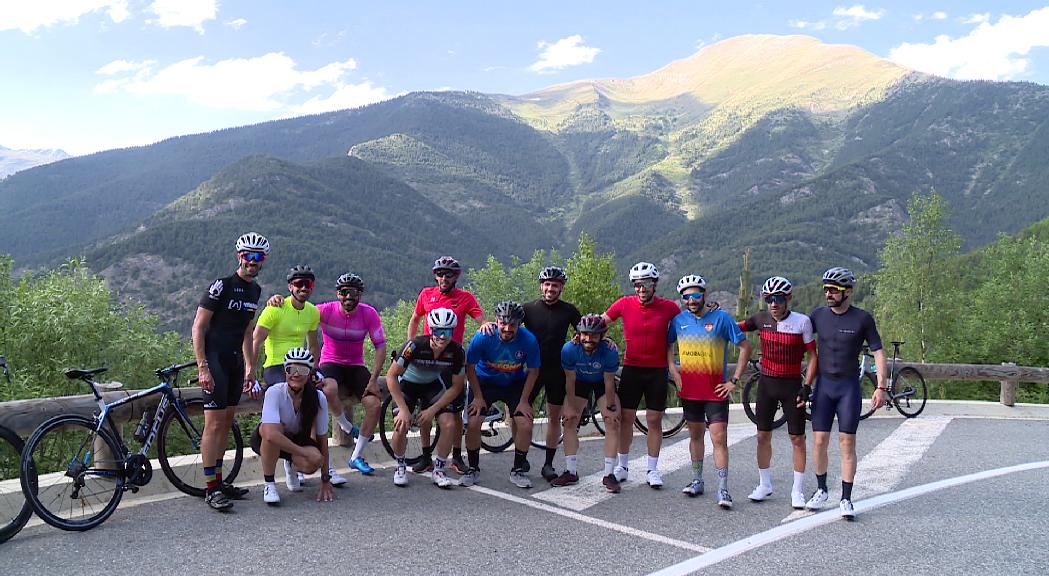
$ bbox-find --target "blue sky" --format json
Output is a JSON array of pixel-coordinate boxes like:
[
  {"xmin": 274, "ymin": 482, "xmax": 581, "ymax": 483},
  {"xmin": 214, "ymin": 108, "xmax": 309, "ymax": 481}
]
[{"xmin": 2, "ymin": 1, "xmax": 1047, "ymax": 155}]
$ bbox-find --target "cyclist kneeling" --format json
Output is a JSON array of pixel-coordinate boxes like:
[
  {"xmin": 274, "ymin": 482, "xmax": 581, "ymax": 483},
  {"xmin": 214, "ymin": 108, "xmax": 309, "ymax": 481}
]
[
  {"xmin": 385, "ymin": 308, "xmax": 467, "ymax": 488},
  {"xmin": 253, "ymin": 347, "xmax": 335, "ymax": 504}
]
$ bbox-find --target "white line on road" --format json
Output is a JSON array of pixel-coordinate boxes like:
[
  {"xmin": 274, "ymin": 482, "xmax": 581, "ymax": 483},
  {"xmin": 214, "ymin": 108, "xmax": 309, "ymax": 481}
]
[
  {"xmin": 649, "ymin": 459, "xmax": 1049, "ymax": 576},
  {"xmin": 532, "ymin": 425, "xmax": 757, "ymax": 511},
  {"xmin": 781, "ymin": 416, "xmax": 953, "ymax": 523},
  {"xmin": 466, "ymin": 483, "xmax": 713, "ymax": 553}
]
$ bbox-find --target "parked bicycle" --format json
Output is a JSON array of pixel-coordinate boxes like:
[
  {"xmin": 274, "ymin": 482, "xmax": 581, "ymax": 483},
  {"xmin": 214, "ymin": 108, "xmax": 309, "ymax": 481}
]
[
  {"xmin": 860, "ymin": 341, "xmax": 927, "ymax": 419},
  {"xmin": 0, "ymin": 356, "xmax": 32, "ymax": 543},
  {"xmin": 19, "ymin": 361, "xmax": 244, "ymax": 531},
  {"xmin": 741, "ymin": 356, "xmax": 806, "ymax": 430},
  {"xmin": 529, "ymin": 389, "xmax": 606, "ymax": 449}
]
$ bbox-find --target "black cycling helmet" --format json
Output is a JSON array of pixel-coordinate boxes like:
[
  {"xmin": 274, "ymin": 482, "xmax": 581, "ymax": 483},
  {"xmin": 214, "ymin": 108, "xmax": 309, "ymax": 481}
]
[
  {"xmin": 335, "ymin": 273, "xmax": 364, "ymax": 290},
  {"xmin": 538, "ymin": 266, "xmax": 568, "ymax": 284},
  {"xmin": 286, "ymin": 265, "xmax": 315, "ymax": 282},
  {"xmin": 494, "ymin": 300, "xmax": 526, "ymax": 323},
  {"xmin": 432, "ymin": 256, "xmax": 461, "ymax": 273},
  {"xmin": 576, "ymin": 314, "xmax": 608, "ymax": 334}
]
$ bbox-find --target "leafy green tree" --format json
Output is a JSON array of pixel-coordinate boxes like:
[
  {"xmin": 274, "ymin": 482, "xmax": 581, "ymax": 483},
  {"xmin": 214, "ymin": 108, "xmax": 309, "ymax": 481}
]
[{"xmin": 874, "ymin": 192, "xmax": 961, "ymax": 362}]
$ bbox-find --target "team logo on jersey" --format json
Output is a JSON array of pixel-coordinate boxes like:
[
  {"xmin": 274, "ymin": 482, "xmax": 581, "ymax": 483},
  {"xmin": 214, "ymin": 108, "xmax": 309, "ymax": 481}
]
[
  {"xmin": 591, "ymin": 361, "xmax": 602, "ymax": 369},
  {"xmin": 207, "ymin": 279, "xmax": 223, "ymax": 300},
  {"xmin": 514, "ymin": 350, "xmax": 525, "ymax": 360},
  {"xmin": 704, "ymin": 323, "xmax": 714, "ymax": 332}
]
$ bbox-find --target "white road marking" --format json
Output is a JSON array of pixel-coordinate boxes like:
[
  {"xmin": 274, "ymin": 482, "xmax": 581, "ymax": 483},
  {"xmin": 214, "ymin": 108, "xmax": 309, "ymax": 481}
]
[
  {"xmin": 781, "ymin": 416, "xmax": 953, "ymax": 523},
  {"xmin": 532, "ymin": 424, "xmax": 757, "ymax": 511},
  {"xmin": 466, "ymin": 483, "xmax": 712, "ymax": 553},
  {"xmin": 649, "ymin": 459, "xmax": 1049, "ymax": 576}
]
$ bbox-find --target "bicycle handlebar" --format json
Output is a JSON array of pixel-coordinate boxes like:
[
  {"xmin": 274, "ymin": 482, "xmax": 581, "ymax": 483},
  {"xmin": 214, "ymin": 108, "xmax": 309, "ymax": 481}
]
[{"xmin": 155, "ymin": 360, "xmax": 197, "ymax": 378}]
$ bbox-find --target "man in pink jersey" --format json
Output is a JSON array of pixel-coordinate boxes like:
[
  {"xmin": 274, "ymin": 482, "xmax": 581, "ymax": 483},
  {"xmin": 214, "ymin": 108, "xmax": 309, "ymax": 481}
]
[
  {"xmin": 601, "ymin": 261, "xmax": 682, "ymax": 489},
  {"xmin": 407, "ymin": 256, "xmax": 488, "ymax": 474}
]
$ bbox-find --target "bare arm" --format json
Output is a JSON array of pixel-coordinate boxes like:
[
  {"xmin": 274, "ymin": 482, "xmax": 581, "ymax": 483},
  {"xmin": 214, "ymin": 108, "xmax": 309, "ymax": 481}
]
[
  {"xmin": 466, "ymin": 364, "xmax": 487, "ymax": 415},
  {"xmin": 517, "ymin": 367, "xmax": 539, "ymax": 418},
  {"xmin": 248, "ymin": 325, "xmax": 270, "ymax": 377},
  {"xmin": 407, "ymin": 312, "xmax": 422, "ymax": 341},
  {"xmin": 192, "ymin": 307, "xmax": 214, "ymax": 390},
  {"xmin": 306, "ymin": 330, "xmax": 321, "ymax": 358}
]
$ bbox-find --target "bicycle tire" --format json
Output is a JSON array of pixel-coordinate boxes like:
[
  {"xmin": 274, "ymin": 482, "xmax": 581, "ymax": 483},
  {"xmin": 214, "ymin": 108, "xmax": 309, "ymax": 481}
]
[
  {"xmin": 858, "ymin": 372, "xmax": 880, "ymax": 420},
  {"xmin": 480, "ymin": 399, "xmax": 515, "ymax": 453},
  {"xmin": 379, "ymin": 395, "xmax": 439, "ymax": 465},
  {"xmin": 0, "ymin": 425, "xmax": 32, "ymax": 543},
  {"xmin": 20, "ymin": 415, "xmax": 124, "ymax": 531},
  {"xmin": 892, "ymin": 367, "xmax": 928, "ymax": 418},
  {"xmin": 633, "ymin": 377, "xmax": 686, "ymax": 438},
  {"xmin": 157, "ymin": 398, "xmax": 244, "ymax": 498},
  {"xmin": 741, "ymin": 374, "xmax": 790, "ymax": 429}
]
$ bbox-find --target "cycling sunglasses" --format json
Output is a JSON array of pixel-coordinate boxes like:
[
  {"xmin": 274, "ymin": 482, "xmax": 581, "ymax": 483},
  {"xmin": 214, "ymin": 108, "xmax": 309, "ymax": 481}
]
[
  {"xmin": 432, "ymin": 327, "xmax": 454, "ymax": 338},
  {"xmin": 764, "ymin": 295, "xmax": 787, "ymax": 304},
  {"xmin": 338, "ymin": 288, "xmax": 362, "ymax": 298},
  {"xmin": 681, "ymin": 292, "xmax": 705, "ymax": 301},
  {"xmin": 633, "ymin": 281, "xmax": 656, "ymax": 290},
  {"xmin": 290, "ymin": 279, "xmax": 314, "ymax": 290},
  {"xmin": 284, "ymin": 364, "xmax": 311, "ymax": 377},
  {"xmin": 240, "ymin": 251, "xmax": 266, "ymax": 263},
  {"xmin": 823, "ymin": 284, "xmax": 847, "ymax": 294},
  {"xmin": 434, "ymin": 270, "xmax": 458, "ymax": 278}
]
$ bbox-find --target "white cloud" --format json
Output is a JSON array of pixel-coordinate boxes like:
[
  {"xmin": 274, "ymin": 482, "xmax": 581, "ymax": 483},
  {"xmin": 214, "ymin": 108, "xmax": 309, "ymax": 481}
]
[
  {"xmin": 832, "ymin": 4, "xmax": 886, "ymax": 30},
  {"xmin": 147, "ymin": 0, "xmax": 216, "ymax": 33},
  {"xmin": 292, "ymin": 81, "xmax": 393, "ymax": 115},
  {"xmin": 528, "ymin": 35, "xmax": 600, "ymax": 73},
  {"xmin": 788, "ymin": 19, "xmax": 827, "ymax": 30},
  {"xmin": 94, "ymin": 52, "xmax": 369, "ymax": 112},
  {"xmin": 889, "ymin": 7, "xmax": 1049, "ymax": 81},
  {"xmin": 0, "ymin": 1, "xmax": 129, "ymax": 33},
  {"xmin": 312, "ymin": 30, "xmax": 347, "ymax": 48},
  {"xmin": 225, "ymin": 18, "xmax": 247, "ymax": 31},
  {"xmin": 95, "ymin": 59, "xmax": 155, "ymax": 76},
  {"xmin": 962, "ymin": 13, "xmax": 990, "ymax": 25},
  {"xmin": 931, "ymin": 11, "xmax": 947, "ymax": 20}
]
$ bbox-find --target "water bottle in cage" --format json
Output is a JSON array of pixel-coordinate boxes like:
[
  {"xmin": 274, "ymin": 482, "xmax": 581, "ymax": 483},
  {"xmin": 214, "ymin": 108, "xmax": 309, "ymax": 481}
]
[{"xmin": 133, "ymin": 409, "xmax": 154, "ymax": 442}]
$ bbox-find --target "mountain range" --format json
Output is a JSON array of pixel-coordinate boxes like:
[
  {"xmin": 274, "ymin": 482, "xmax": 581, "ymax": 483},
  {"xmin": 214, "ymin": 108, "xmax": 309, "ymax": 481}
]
[
  {"xmin": 1, "ymin": 34, "xmax": 1047, "ymax": 331},
  {"xmin": 0, "ymin": 145, "xmax": 69, "ymax": 179}
]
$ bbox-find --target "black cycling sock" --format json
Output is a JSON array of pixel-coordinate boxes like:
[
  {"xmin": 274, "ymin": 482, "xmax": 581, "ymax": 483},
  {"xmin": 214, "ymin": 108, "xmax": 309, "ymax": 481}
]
[
  {"xmin": 422, "ymin": 446, "xmax": 432, "ymax": 458},
  {"xmin": 513, "ymin": 450, "xmax": 529, "ymax": 471},
  {"xmin": 453, "ymin": 447, "xmax": 463, "ymax": 461},
  {"xmin": 468, "ymin": 449, "xmax": 480, "ymax": 469},
  {"xmin": 545, "ymin": 447, "xmax": 557, "ymax": 467},
  {"xmin": 817, "ymin": 473, "xmax": 828, "ymax": 491},
  {"xmin": 264, "ymin": 475, "xmax": 275, "ymax": 483},
  {"xmin": 842, "ymin": 481, "xmax": 853, "ymax": 500}
]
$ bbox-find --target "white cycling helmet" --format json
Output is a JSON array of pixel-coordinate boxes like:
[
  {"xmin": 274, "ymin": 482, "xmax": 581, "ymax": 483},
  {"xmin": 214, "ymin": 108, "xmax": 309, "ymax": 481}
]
[
  {"xmin": 283, "ymin": 347, "xmax": 315, "ymax": 369},
  {"xmin": 676, "ymin": 274, "xmax": 706, "ymax": 294},
  {"xmin": 761, "ymin": 276, "xmax": 793, "ymax": 296},
  {"xmin": 235, "ymin": 232, "xmax": 270, "ymax": 254},
  {"xmin": 427, "ymin": 308, "xmax": 458, "ymax": 330},
  {"xmin": 822, "ymin": 267, "xmax": 856, "ymax": 288},
  {"xmin": 629, "ymin": 262, "xmax": 660, "ymax": 281}
]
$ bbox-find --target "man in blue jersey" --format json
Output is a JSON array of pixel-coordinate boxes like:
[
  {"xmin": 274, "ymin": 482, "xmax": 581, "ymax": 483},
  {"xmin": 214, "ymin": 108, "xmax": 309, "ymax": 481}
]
[
  {"xmin": 551, "ymin": 314, "xmax": 621, "ymax": 491},
  {"xmin": 463, "ymin": 301, "xmax": 541, "ymax": 489},
  {"xmin": 806, "ymin": 267, "xmax": 888, "ymax": 520}
]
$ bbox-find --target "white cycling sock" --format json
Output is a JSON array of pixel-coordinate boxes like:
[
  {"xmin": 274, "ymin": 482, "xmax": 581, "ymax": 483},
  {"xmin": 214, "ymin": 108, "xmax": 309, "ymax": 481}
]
[
  {"xmin": 617, "ymin": 453, "xmax": 629, "ymax": 468},
  {"xmin": 793, "ymin": 470, "xmax": 806, "ymax": 493},
  {"xmin": 351, "ymin": 434, "xmax": 370, "ymax": 461},
  {"xmin": 604, "ymin": 457, "xmax": 615, "ymax": 475},
  {"xmin": 758, "ymin": 467, "xmax": 772, "ymax": 488},
  {"xmin": 565, "ymin": 455, "xmax": 578, "ymax": 474},
  {"xmin": 647, "ymin": 455, "xmax": 659, "ymax": 472}
]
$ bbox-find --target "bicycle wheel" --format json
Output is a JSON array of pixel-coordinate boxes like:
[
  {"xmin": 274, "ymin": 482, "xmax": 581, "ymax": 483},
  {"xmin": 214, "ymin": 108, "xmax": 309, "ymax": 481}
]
[
  {"xmin": 0, "ymin": 426, "xmax": 32, "ymax": 543},
  {"xmin": 480, "ymin": 399, "xmax": 515, "ymax": 453},
  {"xmin": 20, "ymin": 415, "xmax": 124, "ymax": 531},
  {"xmin": 379, "ymin": 395, "xmax": 439, "ymax": 465},
  {"xmin": 634, "ymin": 377, "xmax": 686, "ymax": 438},
  {"xmin": 157, "ymin": 398, "xmax": 244, "ymax": 498},
  {"xmin": 742, "ymin": 375, "xmax": 788, "ymax": 429},
  {"xmin": 892, "ymin": 367, "xmax": 928, "ymax": 418},
  {"xmin": 858, "ymin": 372, "xmax": 880, "ymax": 420}
]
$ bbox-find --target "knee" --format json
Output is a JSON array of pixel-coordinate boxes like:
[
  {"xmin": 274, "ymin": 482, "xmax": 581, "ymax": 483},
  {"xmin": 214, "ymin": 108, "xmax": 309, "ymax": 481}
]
[
  {"xmin": 438, "ymin": 414, "xmax": 457, "ymax": 434},
  {"xmin": 515, "ymin": 416, "xmax": 533, "ymax": 434},
  {"xmin": 363, "ymin": 395, "xmax": 380, "ymax": 411},
  {"xmin": 646, "ymin": 411, "xmax": 662, "ymax": 424},
  {"xmin": 756, "ymin": 431, "xmax": 772, "ymax": 445},
  {"xmin": 789, "ymin": 435, "xmax": 807, "ymax": 448}
]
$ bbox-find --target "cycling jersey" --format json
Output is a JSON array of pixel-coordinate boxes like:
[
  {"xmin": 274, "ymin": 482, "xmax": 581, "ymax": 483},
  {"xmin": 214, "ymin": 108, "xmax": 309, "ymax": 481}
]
[
  {"xmin": 413, "ymin": 286, "xmax": 484, "ymax": 344},
  {"xmin": 524, "ymin": 299, "xmax": 582, "ymax": 368},
  {"xmin": 560, "ymin": 340, "xmax": 619, "ymax": 384},
  {"xmin": 809, "ymin": 306, "xmax": 883, "ymax": 380},
  {"xmin": 260, "ymin": 382, "xmax": 329, "ymax": 438},
  {"xmin": 605, "ymin": 296, "xmax": 680, "ymax": 367},
  {"xmin": 667, "ymin": 309, "xmax": 746, "ymax": 401},
  {"xmin": 317, "ymin": 301, "xmax": 385, "ymax": 366},
  {"xmin": 198, "ymin": 273, "xmax": 261, "ymax": 352},
  {"xmin": 256, "ymin": 298, "xmax": 319, "ymax": 368},
  {"xmin": 739, "ymin": 311, "xmax": 815, "ymax": 378},
  {"xmin": 397, "ymin": 335, "xmax": 466, "ymax": 385},
  {"xmin": 466, "ymin": 326, "xmax": 540, "ymax": 387}
]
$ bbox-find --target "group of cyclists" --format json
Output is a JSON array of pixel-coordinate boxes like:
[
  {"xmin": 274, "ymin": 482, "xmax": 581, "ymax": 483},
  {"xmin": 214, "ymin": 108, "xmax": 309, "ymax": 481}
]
[{"xmin": 193, "ymin": 232, "xmax": 889, "ymax": 521}]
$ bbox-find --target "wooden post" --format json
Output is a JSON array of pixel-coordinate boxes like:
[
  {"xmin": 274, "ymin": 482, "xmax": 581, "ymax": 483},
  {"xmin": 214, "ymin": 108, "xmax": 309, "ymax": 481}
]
[{"xmin": 1000, "ymin": 362, "xmax": 1018, "ymax": 407}]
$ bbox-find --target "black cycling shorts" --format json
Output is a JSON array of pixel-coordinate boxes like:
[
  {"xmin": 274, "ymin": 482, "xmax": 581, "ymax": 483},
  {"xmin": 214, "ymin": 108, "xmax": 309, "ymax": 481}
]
[
  {"xmin": 756, "ymin": 375, "xmax": 807, "ymax": 436},
  {"xmin": 469, "ymin": 378, "xmax": 526, "ymax": 413},
  {"xmin": 571, "ymin": 379, "xmax": 607, "ymax": 401},
  {"xmin": 397, "ymin": 377, "xmax": 463, "ymax": 416},
  {"xmin": 320, "ymin": 363, "xmax": 375, "ymax": 400},
  {"xmin": 617, "ymin": 366, "xmax": 668, "ymax": 412},
  {"xmin": 202, "ymin": 350, "xmax": 244, "ymax": 410},
  {"xmin": 532, "ymin": 367, "xmax": 567, "ymax": 405},
  {"xmin": 250, "ymin": 424, "xmax": 319, "ymax": 461},
  {"xmin": 682, "ymin": 398, "xmax": 730, "ymax": 424}
]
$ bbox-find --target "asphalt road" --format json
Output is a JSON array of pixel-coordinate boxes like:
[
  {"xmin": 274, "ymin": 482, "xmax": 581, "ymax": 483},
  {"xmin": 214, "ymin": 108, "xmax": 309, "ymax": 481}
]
[{"xmin": 4, "ymin": 404, "xmax": 1048, "ymax": 575}]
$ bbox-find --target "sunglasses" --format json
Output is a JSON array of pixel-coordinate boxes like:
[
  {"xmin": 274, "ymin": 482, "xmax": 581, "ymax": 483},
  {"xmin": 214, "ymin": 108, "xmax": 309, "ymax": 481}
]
[
  {"xmin": 633, "ymin": 281, "xmax": 656, "ymax": 290},
  {"xmin": 764, "ymin": 295, "xmax": 787, "ymax": 304},
  {"xmin": 284, "ymin": 364, "xmax": 311, "ymax": 377},
  {"xmin": 290, "ymin": 279, "xmax": 314, "ymax": 290},
  {"xmin": 434, "ymin": 270, "xmax": 458, "ymax": 278},
  {"xmin": 337, "ymin": 288, "xmax": 362, "ymax": 298},
  {"xmin": 432, "ymin": 327, "xmax": 454, "ymax": 338},
  {"xmin": 681, "ymin": 292, "xmax": 705, "ymax": 301},
  {"xmin": 240, "ymin": 251, "xmax": 265, "ymax": 263},
  {"xmin": 823, "ymin": 285, "xmax": 847, "ymax": 294}
]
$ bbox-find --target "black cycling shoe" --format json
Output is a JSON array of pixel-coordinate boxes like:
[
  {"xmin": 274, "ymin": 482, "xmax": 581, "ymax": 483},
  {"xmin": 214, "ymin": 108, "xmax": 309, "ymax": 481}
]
[
  {"xmin": 220, "ymin": 482, "xmax": 249, "ymax": 500},
  {"xmin": 411, "ymin": 455, "xmax": 434, "ymax": 474},
  {"xmin": 541, "ymin": 464, "xmax": 558, "ymax": 482},
  {"xmin": 205, "ymin": 489, "xmax": 234, "ymax": 511}
]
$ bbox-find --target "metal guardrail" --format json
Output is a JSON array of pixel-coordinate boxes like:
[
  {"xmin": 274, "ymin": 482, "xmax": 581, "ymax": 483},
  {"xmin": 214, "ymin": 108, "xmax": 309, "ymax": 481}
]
[{"xmin": 0, "ymin": 362, "xmax": 1046, "ymax": 436}]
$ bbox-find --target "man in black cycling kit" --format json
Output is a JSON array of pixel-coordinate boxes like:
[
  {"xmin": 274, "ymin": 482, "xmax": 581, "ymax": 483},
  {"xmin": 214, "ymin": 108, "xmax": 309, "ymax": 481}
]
[
  {"xmin": 806, "ymin": 267, "xmax": 888, "ymax": 519},
  {"xmin": 192, "ymin": 232, "xmax": 267, "ymax": 511}
]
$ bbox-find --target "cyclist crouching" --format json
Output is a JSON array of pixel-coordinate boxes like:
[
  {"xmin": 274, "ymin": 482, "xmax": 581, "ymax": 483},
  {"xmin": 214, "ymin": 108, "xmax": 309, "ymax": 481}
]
[{"xmin": 253, "ymin": 347, "xmax": 335, "ymax": 504}]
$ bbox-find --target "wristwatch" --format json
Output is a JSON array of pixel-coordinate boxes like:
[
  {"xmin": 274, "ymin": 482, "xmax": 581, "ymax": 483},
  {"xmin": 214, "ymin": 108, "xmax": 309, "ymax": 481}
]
[{"xmin": 730, "ymin": 377, "xmax": 739, "ymax": 385}]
